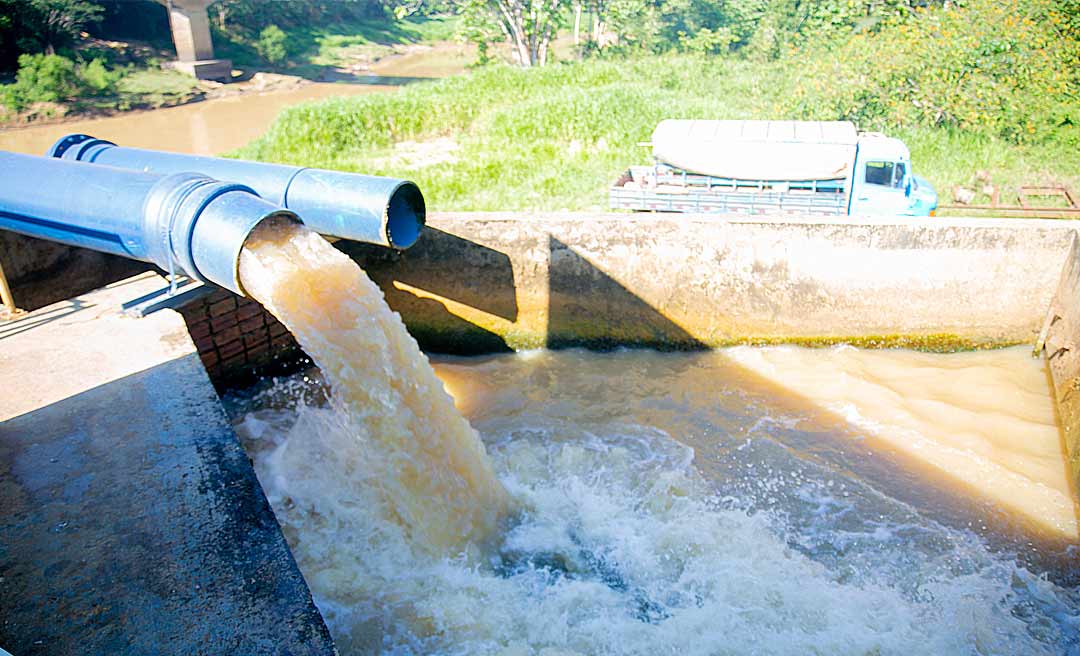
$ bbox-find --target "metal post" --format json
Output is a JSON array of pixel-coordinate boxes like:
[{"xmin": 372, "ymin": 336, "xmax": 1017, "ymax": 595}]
[{"xmin": 0, "ymin": 258, "xmax": 16, "ymax": 315}]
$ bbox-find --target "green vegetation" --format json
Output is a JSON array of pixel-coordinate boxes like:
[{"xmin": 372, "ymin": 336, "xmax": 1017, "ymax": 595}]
[
  {"xmin": 255, "ymin": 25, "xmax": 289, "ymax": 66},
  {"xmin": 0, "ymin": 51, "xmax": 199, "ymax": 119},
  {"xmin": 237, "ymin": 0, "xmax": 1080, "ymax": 212},
  {"xmin": 0, "ymin": 0, "xmax": 448, "ymax": 122}
]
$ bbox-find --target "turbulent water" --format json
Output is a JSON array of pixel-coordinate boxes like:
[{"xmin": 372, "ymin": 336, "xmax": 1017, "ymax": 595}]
[
  {"xmin": 238, "ymin": 219, "xmax": 510, "ymax": 556},
  {"xmin": 232, "ymin": 221, "xmax": 1079, "ymax": 654}
]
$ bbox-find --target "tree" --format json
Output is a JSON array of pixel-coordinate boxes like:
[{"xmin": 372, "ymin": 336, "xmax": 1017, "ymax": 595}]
[
  {"xmin": 26, "ymin": 0, "xmax": 103, "ymax": 55},
  {"xmin": 459, "ymin": 0, "xmax": 568, "ymax": 66}
]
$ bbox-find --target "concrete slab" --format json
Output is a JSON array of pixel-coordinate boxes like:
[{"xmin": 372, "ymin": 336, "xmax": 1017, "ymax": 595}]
[
  {"xmin": 342, "ymin": 213, "xmax": 1080, "ymax": 352},
  {"xmin": 0, "ymin": 273, "xmax": 335, "ymax": 655}
]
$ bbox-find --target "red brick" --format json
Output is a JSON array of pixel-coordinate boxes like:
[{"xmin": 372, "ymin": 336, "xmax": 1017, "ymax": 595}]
[
  {"xmin": 270, "ymin": 334, "xmax": 297, "ymax": 350},
  {"xmin": 247, "ymin": 349, "xmax": 273, "ymax": 368},
  {"xmin": 213, "ymin": 326, "xmax": 241, "ymax": 347},
  {"xmin": 220, "ymin": 348, "xmax": 249, "ymax": 368},
  {"xmin": 193, "ymin": 335, "xmax": 216, "ymax": 353},
  {"xmin": 268, "ymin": 321, "xmax": 290, "ymax": 338},
  {"xmin": 238, "ymin": 315, "xmax": 265, "ymax": 334},
  {"xmin": 207, "ymin": 289, "xmax": 233, "ymax": 303},
  {"xmin": 199, "ymin": 350, "xmax": 219, "ymax": 368},
  {"xmin": 180, "ymin": 304, "xmax": 209, "ymax": 322},
  {"xmin": 187, "ymin": 319, "xmax": 211, "ymax": 340},
  {"xmin": 209, "ymin": 297, "xmax": 238, "ymax": 317},
  {"xmin": 235, "ymin": 303, "xmax": 265, "ymax": 322},
  {"xmin": 218, "ymin": 339, "xmax": 245, "ymax": 360},
  {"xmin": 210, "ymin": 314, "xmax": 238, "ymax": 332},
  {"xmin": 243, "ymin": 331, "xmax": 269, "ymax": 350}
]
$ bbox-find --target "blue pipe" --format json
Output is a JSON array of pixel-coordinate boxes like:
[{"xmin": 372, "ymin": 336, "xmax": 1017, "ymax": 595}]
[
  {"xmin": 48, "ymin": 134, "xmax": 425, "ymax": 250},
  {"xmin": 0, "ymin": 151, "xmax": 296, "ymax": 296}
]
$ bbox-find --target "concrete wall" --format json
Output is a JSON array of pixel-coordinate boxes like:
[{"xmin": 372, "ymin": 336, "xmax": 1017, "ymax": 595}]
[
  {"xmin": 0, "ymin": 233, "xmax": 148, "ymax": 312},
  {"xmin": 1040, "ymin": 233, "xmax": 1080, "ymax": 500},
  {"xmin": 341, "ymin": 214, "xmax": 1079, "ymax": 353}
]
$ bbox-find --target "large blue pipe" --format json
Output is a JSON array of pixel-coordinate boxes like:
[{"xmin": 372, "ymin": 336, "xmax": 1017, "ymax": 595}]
[
  {"xmin": 48, "ymin": 134, "xmax": 425, "ymax": 250},
  {"xmin": 0, "ymin": 151, "xmax": 296, "ymax": 296}
]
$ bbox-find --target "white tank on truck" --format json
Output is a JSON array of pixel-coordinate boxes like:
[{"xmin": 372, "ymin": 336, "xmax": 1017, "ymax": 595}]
[{"xmin": 610, "ymin": 120, "xmax": 938, "ymax": 216}]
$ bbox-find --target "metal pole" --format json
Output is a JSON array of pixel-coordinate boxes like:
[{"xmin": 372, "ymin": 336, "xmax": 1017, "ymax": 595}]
[{"xmin": 0, "ymin": 258, "xmax": 16, "ymax": 315}]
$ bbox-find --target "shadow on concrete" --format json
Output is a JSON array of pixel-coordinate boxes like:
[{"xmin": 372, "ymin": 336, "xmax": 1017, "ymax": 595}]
[
  {"xmin": 1, "ymin": 233, "xmax": 149, "ymax": 314},
  {"xmin": 339, "ymin": 228, "xmax": 518, "ymax": 353},
  {"xmin": 0, "ymin": 299, "xmax": 93, "ymax": 341},
  {"xmin": 0, "ymin": 354, "xmax": 335, "ymax": 656},
  {"xmin": 547, "ymin": 236, "xmax": 706, "ymax": 351}
]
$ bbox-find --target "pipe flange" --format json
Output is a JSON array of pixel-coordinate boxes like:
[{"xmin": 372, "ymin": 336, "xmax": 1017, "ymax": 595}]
[{"xmin": 47, "ymin": 134, "xmax": 116, "ymax": 161}]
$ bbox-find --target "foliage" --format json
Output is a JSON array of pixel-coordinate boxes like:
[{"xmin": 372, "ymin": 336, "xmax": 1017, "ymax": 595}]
[
  {"xmin": 454, "ymin": 0, "xmax": 568, "ymax": 66},
  {"xmin": 0, "ymin": 0, "xmax": 102, "ymax": 70},
  {"xmin": 1, "ymin": 53, "xmax": 82, "ymax": 111},
  {"xmin": 255, "ymin": 25, "xmax": 289, "ymax": 66},
  {"xmin": 780, "ymin": 0, "xmax": 1080, "ymax": 145},
  {"xmin": 236, "ymin": 20, "xmax": 1079, "ymax": 211},
  {"xmin": 78, "ymin": 56, "xmax": 120, "ymax": 93}
]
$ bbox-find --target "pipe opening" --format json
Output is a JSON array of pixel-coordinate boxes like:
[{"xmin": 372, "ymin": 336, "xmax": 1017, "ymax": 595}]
[
  {"xmin": 386, "ymin": 182, "xmax": 426, "ymax": 250},
  {"xmin": 232, "ymin": 212, "xmax": 303, "ymax": 297}
]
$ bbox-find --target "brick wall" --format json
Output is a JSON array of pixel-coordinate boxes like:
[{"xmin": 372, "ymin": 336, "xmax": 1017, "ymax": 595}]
[{"xmin": 176, "ymin": 287, "xmax": 305, "ymax": 388}]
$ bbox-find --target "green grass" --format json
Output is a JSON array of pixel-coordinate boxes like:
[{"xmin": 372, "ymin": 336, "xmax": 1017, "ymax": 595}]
[
  {"xmin": 235, "ymin": 56, "xmax": 1080, "ymax": 212},
  {"xmin": 115, "ymin": 68, "xmax": 199, "ymax": 97},
  {"xmin": 215, "ymin": 14, "xmax": 462, "ymax": 76}
]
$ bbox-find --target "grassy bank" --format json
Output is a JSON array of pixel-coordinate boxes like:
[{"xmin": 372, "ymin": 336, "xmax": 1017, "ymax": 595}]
[
  {"xmin": 236, "ymin": 56, "xmax": 1080, "ymax": 212},
  {"xmin": 0, "ymin": 14, "xmax": 459, "ymax": 126},
  {"xmin": 214, "ymin": 14, "xmax": 460, "ymax": 78}
]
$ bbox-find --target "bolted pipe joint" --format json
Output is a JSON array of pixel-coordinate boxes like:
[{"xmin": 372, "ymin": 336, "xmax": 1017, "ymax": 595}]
[
  {"xmin": 0, "ymin": 152, "xmax": 296, "ymax": 296},
  {"xmin": 141, "ymin": 173, "xmax": 298, "ymax": 295},
  {"xmin": 49, "ymin": 133, "xmax": 426, "ymax": 250}
]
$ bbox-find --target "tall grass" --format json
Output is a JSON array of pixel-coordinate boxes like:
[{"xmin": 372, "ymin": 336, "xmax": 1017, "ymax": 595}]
[{"xmin": 236, "ymin": 53, "xmax": 1080, "ymax": 212}]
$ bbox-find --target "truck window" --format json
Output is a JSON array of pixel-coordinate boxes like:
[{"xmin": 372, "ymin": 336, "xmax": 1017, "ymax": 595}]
[
  {"xmin": 893, "ymin": 162, "xmax": 907, "ymax": 189},
  {"xmin": 864, "ymin": 161, "xmax": 895, "ymax": 186}
]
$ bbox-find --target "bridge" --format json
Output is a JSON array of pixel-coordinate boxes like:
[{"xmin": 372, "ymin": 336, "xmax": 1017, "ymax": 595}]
[{"xmin": 161, "ymin": 0, "xmax": 231, "ymax": 82}]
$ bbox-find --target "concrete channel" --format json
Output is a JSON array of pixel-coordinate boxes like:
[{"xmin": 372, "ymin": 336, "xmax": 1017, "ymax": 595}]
[{"xmin": 1, "ymin": 213, "xmax": 1079, "ymax": 653}]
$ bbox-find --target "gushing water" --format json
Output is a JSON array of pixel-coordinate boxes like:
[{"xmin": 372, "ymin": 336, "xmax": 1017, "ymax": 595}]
[
  {"xmin": 233, "ymin": 220, "xmax": 1079, "ymax": 654},
  {"xmin": 238, "ymin": 218, "xmax": 510, "ymax": 555}
]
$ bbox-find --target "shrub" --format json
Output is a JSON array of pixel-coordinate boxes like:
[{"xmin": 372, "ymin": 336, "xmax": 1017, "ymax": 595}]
[
  {"xmin": 256, "ymin": 24, "xmax": 288, "ymax": 65},
  {"xmin": 780, "ymin": 0, "xmax": 1080, "ymax": 145},
  {"xmin": 79, "ymin": 57, "xmax": 120, "ymax": 95},
  {"xmin": 1, "ymin": 53, "xmax": 81, "ymax": 111}
]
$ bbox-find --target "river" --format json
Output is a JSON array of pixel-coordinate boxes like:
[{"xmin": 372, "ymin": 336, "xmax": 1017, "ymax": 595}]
[{"xmin": 0, "ymin": 45, "xmax": 466, "ymax": 157}]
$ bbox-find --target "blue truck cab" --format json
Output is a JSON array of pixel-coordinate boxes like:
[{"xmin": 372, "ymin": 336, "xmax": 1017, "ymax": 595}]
[
  {"xmin": 849, "ymin": 133, "xmax": 938, "ymax": 216},
  {"xmin": 611, "ymin": 120, "xmax": 938, "ymax": 217}
]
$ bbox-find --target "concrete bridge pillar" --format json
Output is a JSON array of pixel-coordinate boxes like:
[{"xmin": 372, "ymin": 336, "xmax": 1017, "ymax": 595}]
[{"xmin": 165, "ymin": 0, "xmax": 232, "ymax": 82}]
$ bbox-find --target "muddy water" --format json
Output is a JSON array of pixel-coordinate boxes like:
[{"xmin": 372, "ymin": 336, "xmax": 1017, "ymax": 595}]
[
  {"xmin": 0, "ymin": 83, "xmax": 384, "ymax": 156},
  {"xmin": 0, "ymin": 45, "xmax": 467, "ymax": 156},
  {"xmin": 237, "ymin": 219, "xmax": 509, "ymax": 555},
  {"xmin": 228, "ymin": 345, "xmax": 1080, "ymax": 654}
]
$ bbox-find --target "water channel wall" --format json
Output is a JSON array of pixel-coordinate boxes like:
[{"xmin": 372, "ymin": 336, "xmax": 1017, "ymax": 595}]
[
  {"xmin": 9, "ymin": 212, "xmax": 1080, "ymax": 479},
  {"xmin": 160, "ymin": 214, "xmax": 1080, "ymax": 487},
  {"xmin": 1041, "ymin": 233, "xmax": 1080, "ymax": 500}
]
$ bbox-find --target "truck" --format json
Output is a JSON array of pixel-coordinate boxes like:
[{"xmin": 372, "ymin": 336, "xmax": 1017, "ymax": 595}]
[{"xmin": 610, "ymin": 120, "xmax": 938, "ymax": 217}]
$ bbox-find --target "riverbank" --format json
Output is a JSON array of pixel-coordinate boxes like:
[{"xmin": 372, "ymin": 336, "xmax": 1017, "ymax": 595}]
[
  {"xmin": 0, "ymin": 12, "xmax": 466, "ymax": 130},
  {"xmin": 237, "ymin": 56, "xmax": 1080, "ymax": 214},
  {"xmin": 0, "ymin": 42, "xmax": 471, "ymax": 156}
]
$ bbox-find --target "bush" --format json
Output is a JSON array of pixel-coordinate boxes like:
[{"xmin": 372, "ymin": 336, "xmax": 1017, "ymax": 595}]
[
  {"xmin": 255, "ymin": 24, "xmax": 288, "ymax": 65},
  {"xmin": 79, "ymin": 57, "xmax": 120, "ymax": 95},
  {"xmin": 0, "ymin": 52, "xmax": 127, "ymax": 111},
  {"xmin": 1, "ymin": 53, "xmax": 81, "ymax": 111},
  {"xmin": 780, "ymin": 0, "xmax": 1080, "ymax": 145}
]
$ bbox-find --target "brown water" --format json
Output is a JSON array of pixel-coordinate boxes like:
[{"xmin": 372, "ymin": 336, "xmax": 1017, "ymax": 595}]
[
  {"xmin": 237, "ymin": 219, "xmax": 509, "ymax": 555},
  {"xmin": 0, "ymin": 83, "xmax": 383, "ymax": 156},
  {"xmin": 0, "ymin": 44, "xmax": 467, "ymax": 156},
  {"xmin": 227, "ymin": 323, "xmax": 1080, "ymax": 652}
]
